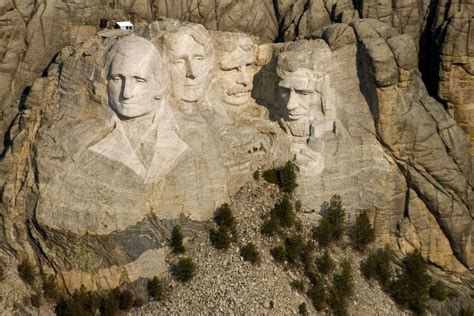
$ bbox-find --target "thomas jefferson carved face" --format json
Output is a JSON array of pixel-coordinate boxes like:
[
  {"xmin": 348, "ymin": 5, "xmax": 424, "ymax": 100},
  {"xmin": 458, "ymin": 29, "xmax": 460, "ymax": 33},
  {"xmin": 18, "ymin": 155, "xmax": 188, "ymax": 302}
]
[
  {"xmin": 214, "ymin": 35, "xmax": 256, "ymax": 106},
  {"xmin": 164, "ymin": 25, "xmax": 214, "ymax": 102},
  {"xmin": 107, "ymin": 35, "xmax": 168, "ymax": 119}
]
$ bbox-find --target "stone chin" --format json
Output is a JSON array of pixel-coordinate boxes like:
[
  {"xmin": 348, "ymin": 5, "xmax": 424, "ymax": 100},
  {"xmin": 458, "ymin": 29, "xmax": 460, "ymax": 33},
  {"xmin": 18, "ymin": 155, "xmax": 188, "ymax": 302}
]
[{"xmin": 175, "ymin": 83, "xmax": 207, "ymax": 102}]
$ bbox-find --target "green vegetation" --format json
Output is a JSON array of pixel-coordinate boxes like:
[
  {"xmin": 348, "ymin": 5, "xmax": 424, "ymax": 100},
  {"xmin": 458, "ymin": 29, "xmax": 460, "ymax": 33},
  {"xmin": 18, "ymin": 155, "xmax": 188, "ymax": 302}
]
[
  {"xmin": 100, "ymin": 291, "xmax": 119, "ymax": 316},
  {"xmin": 170, "ymin": 225, "xmax": 185, "ymax": 254},
  {"xmin": 298, "ymin": 302, "xmax": 308, "ymax": 315},
  {"xmin": 284, "ymin": 234, "xmax": 305, "ymax": 263},
  {"xmin": 55, "ymin": 286, "xmax": 100, "ymax": 316},
  {"xmin": 118, "ymin": 289, "xmax": 134, "ymax": 310},
  {"xmin": 271, "ymin": 197, "xmax": 296, "ymax": 228},
  {"xmin": 260, "ymin": 218, "xmax": 281, "ymax": 236},
  {"xmin": 429, "ymin": 280, "xmax": 447, "ymax": 301},
  {"xmin": 31, "ymin": 291, "xmax": 42, "ymax": 308},
  {"xmin": 316, "ymin": 251, "xmax": 334, "ymax": 275},
  {"xmin": 262, "ymin": 161, "xmax": 298, "ymax": 194},
  {"xmin": 390, "ymin": 251, "xmax": 431, "ymax": 314},
  {"xmin": 43, "ymin": 274, "xmax": 59, "ymax": 300},
  {"xmin": 349, "ymin": 210, "xmax": 375, "ymax": 251},
  {"xmin": 313, "ymin": 195, "xmax": 345, "ymax": 247},
  {"xmin": 280, "ymin": 161, "xmax": 298, "ymax": 193},
  {"xmin": 360, "ymin": 245, "xmax": 393, "ymax": 289},
  {"xmin": 211, "ymin": 203, "xmax": 237, "ymax": 250},
  {"xmin": 173, "ymin": 257, "xmax": 196, "ymax": 282},
  {"xmin": 240, "ymin": 243, "xmax": 260, "ymax": 264},
  {"xmin": 147, "ymin": 276, "xmax": 164, "ymax": 300},
  {"xmin": 290, "ymin": 279, "xmax": 306, "ymax": 293},
  {"xmin": 210, "ymin": 226, "xmax": 232, "ymax": 250},
  {"xmin": 214, "ymin": 203, "xmax": 236, "ymax": 230},
  {"xmin": 328, "ymin": 260, "xmax": 353, "ymax": 316},
  {"xmin": 262, "ymin": 168, "xmax": 280, "ymax": 185},
  {"xmin": 270, "ymin": 245, "xmax": 286, "ymax": 262},
  {"xmin": 306, "ymin": 274, "xmax": 326, "ymax": 311},
  {"xmin": 17, "ymin": 259, "xmax": 35, "ymax": 285}
]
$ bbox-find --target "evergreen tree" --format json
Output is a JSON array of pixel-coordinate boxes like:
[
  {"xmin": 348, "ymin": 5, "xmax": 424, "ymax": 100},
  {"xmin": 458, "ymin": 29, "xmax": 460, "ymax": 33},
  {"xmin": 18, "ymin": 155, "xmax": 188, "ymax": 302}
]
[
  {"xmin": 170, "ymin": 225, "xmax": 185, "ymax": 254},
  {"xmin": 350, "ymin": 210, "xmax": 375, "ymax": 251},
  {"xmin": 147, "ymin": 276, "xmax": 164, "ymax": 301},
  {"xmin": 280, "ymin": 161, "xmax": 298, "ymax": 193}
]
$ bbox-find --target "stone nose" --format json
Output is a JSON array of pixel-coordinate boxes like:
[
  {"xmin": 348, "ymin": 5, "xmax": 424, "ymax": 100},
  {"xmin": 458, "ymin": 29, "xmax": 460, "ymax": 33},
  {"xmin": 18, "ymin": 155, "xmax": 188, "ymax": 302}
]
[
  {"xmin": 237, "ymin": 67, "xmax": 252, "ymax": 86},
  {"xmin": 186, "ymin": 60, "xmax": 198, "ymax": 80},
  {"xmin": 122, "ymin": 78, "xmax": 137, "ymax": 99},
  {"xmin": 286, "ymin": 90, "xmax": 299, "ymax": 111}
]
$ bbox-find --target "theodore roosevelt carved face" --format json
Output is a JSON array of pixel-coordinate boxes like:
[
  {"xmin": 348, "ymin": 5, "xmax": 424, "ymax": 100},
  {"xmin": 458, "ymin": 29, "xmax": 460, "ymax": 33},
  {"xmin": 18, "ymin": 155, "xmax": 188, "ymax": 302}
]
[
  {"xmin": 163, "ymin": 24, "xmax": 215, "ymax": 103},
  {"xmin": 106, "ymin": 35, "xmax": 169, "ymax": 119},
  {"xmin": 214, "ymin": 33, "xmax": 257, "ymax": 106}
]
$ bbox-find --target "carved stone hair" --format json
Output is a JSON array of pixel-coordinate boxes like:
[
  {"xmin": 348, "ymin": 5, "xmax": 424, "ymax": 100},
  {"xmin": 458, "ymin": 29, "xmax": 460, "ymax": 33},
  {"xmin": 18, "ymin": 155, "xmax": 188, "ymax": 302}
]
[
  {"xmin": 276, "ymin": 41, "xmax": 323, "ymax": 92},
  {"xmin": 162, "ymin": 24, "xmax": 215, "ymax": 61},
  {"xmin": 105, "ymin": 34, "xmax": 170, "ymax": 89}
]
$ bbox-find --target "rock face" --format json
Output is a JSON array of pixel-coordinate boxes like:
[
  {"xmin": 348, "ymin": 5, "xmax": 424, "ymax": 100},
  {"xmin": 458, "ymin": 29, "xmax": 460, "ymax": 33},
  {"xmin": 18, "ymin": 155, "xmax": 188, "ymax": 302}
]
[{"xmin": 0, "ymin": 17, "xmax": 472, "ymax": 316}]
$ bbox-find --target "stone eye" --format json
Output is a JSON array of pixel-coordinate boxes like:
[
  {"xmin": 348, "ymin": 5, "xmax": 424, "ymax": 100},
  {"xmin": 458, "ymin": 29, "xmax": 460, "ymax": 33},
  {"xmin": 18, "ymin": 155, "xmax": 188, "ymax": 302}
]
[{"xmin": 135, "ymin": 77, "xmax": 146, "ymax": 83}]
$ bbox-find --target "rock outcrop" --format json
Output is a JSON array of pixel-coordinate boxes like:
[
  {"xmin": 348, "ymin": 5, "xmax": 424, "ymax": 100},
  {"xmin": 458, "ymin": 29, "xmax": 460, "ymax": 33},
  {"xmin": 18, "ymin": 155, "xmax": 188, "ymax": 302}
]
[{"xmin": 0, "ymin": 14, "xmax": 472, "ymax": 316}]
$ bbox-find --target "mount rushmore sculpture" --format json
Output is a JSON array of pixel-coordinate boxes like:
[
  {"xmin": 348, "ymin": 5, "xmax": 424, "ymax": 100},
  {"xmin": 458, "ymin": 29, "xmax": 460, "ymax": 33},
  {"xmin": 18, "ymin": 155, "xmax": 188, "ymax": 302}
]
[{"xmin": 0, "ymin": 19, "xmax": 471, "ymax": 291}]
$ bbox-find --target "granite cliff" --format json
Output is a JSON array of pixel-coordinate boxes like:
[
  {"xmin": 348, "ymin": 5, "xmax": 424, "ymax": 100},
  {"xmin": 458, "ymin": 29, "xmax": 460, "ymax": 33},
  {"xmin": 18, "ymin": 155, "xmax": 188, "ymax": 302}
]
[{"xmin": 0, "ymin": 1, "xmax": 472, "ymax": 315}]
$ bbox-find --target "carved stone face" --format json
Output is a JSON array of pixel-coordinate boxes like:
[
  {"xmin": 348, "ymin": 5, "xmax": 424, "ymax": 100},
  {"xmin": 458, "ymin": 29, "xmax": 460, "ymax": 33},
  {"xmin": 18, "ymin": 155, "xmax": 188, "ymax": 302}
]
[
  {"xmin": 165, "ymin": 34, "xmax": 213, "ymax": 102},
  {"xmin": 278, "ymin": 68, "xmax": 316, "ymax": 124},
  {"xmin": 107, "ymin": 36, "xmax": 165, "ymax": 119},
  {"xmin": 215, "ymin": 47, "xmax": 256, "ymax": 106}
]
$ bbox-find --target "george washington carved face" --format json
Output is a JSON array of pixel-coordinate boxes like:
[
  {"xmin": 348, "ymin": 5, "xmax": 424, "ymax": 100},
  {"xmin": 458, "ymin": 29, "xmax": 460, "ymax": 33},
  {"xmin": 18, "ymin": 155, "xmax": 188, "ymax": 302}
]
[{"xmin": 107, "ymin": 35, "xmax": 169, "ymax": 119}]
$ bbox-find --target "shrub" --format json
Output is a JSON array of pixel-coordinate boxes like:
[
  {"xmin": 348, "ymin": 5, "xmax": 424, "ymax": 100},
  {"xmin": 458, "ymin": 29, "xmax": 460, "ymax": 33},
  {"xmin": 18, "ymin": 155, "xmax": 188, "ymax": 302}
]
[
  {"xmin": 271, "ymin": 197, "xmax": 296, "ymax": 228},
  {"xmin": 328, "ymin": 260, "xmax": 353, "ymax": 316},
  {"xmin": 240, "ymin": 243, "xmax": 260, "ymax": 264},
  {"xmin": 18, "ymin": 259, "xmax": 35, "ymax": 285},
  {"xmin": 295, "ymin": 200, "xmax": 302, "ymax": 212},
  {"xmin": 100, "ymin": 291, "xmax": 119, "ymax": 316},
  {"xmin": 307, "ymin": 283, "xmax": 326, "ymax": 311},
  {"xmin": 313, "ymin": 195, "xmax": 345, "ymax": 247},
  {"xmin": 390, "ymin": 251, "xmax": 431, "ymax": 314},
  {"xmin": 285, "ymin": 234, "xmax": 305, "ymax": 264},
  {"xmin": 173, "ymin": 257, "xmax": 196, "ymax": 282},
  {"xmin": 262, "ymin": 168, "xmax": 280, "ymax": 185},
  {"xmin": 350, "ymin": 210, "xmax": 375, "ymax": 251},
  {"xmin": 133, "ymin": 296, "xmax": 145, "ymax": 307},
  {"xmin": 31, "ymin": 291, "xmax": 42, "ymax": 308},
  {"xmin": 210, "ymin": 226, "xmax": 231, "ymax": 250},
  {"xmin": 291, "ymin": 279, "xmax": 305, "ymax": 293},
  {"xmin": 0, "ymin": 264, "xmax": 4, "ymax": 281},
  {"xmin": 147, "ymin": 276, "xmax": 164, "ymax": 301},
  {"xmin": 429, "ymin": 280, "xmax": 447, "ymax": 301},
  {"xmin": 55, "ymin": 286, "xmax": 101, "ymax": 316},
  {"xmin": 316, "ymin": 251, "xmax": 335, "ymax": 275},
  {"xmin": 334, "ymin": 260, "xmax": 353, "ymax": 298},
  {"xmin": 119, "ymin": 289, "xmax": 134, "ymax": 310},
  {"xmin": 214, "ymin": 203, "xmax": 236, "ymax": 230},
  {"xmin": 260, "ymin": 218, "xmax": 281, "ymax": 236},
  {"xmin": 280, "ymin": 161, "xmax": 298, "ymax": 193},
  {"xmin": 270, "ymin": 245, "xmax": 286, "ymax": 262},
  {"xmin": 361, "ymin": 245, "xmax": 393, "ymax": 288},
  {"xmin": 328, "ymin": 287, "xmax": 348, "ymax": 316},
  {"xmin": 459, "ymin": 307, "xmax": 474, "ymax": 316},
  {"xmin": 170, "ymin": 225, "xmax": 185, "ymax": 254},
  {"xmin": 43, "ymin": 275, "xmax": 59, "ymax": 300},
  {"xmin": 298, "ymin": 302, "xmax": 308, "ymax": 315},
  {"xmin": 301, "ymin": 241, "xmax": 316, "ymax": 271}
]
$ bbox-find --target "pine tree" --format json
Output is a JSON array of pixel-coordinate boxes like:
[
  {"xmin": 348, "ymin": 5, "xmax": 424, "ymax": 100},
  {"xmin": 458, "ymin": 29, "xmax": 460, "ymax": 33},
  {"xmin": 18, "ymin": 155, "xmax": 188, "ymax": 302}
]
[{"xmin": 170, "ymin": 225, "xmax": 185, "ymax": 254}]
